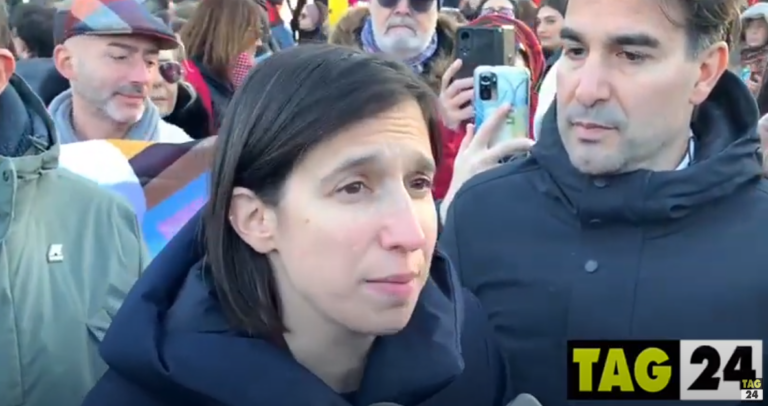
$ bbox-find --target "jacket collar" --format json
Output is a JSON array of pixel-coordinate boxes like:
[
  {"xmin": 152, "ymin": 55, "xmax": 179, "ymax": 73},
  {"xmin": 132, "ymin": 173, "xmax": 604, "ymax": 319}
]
[{"xmin": 99, "ymin": 209, "xmax": 465, "ymax": 405}]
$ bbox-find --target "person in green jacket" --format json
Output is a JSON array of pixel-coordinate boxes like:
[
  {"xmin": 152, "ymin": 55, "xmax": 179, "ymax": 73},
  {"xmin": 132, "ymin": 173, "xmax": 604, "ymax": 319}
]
[{"xmin": 0, "ymin": 10, "xmax": 148, "ymax": 406}]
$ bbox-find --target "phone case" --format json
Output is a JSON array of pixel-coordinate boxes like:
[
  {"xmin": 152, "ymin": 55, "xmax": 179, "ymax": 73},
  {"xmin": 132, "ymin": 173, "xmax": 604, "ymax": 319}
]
[{"xmin": 473, "ymin": 65, "xmax": 531, "ymax": 145}]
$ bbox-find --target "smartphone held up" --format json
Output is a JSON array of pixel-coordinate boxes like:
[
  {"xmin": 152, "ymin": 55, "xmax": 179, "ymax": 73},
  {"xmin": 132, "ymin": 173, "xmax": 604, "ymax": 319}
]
[{"xmin": 473, "ymin": 65, "xmax": 531, "ymax": 146}]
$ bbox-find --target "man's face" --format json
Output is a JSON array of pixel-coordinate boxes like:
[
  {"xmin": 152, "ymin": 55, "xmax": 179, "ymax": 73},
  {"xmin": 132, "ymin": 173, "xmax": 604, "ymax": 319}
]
[
  {"xmin": 556, "ymin": 0, "xmax": 724, "ymax": 174},
  {"xmin": 369, "ymin": 0, "xmax": 438, "ymax": 60},
  {"xmin": 67, "ymin": 35, "xmax": 160, "ymax": 125}
]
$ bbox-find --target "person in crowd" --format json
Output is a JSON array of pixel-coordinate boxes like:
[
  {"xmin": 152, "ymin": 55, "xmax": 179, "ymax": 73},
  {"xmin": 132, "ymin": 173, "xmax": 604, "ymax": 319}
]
[
  {"xmin": 180, "ymin": 0, "xmax": 262, "ymax": 133},
  {"xmin": 440, "ymin": 7, "xmax": 469, "ymax": 24},
  {"xmin": 81, "ymin": 44, "xmax": 513, "ymax": 406},
  {"xmin": 440, "ymin": 0, "xmax": 767, "ymax": 405},
  {"xmin": 740, "ymin": 3, "xmax": 768, "ymax": 96},
  {"xmin": 513, "ymin": 0, "xmax": 538, "ymax": 31},
  {"xmin": 467, "ymin": 9, "xmax": 545, "ymax": 126},
  {"xmin": 9, "ymin": 3, "xmax": 54, "ymax": 58},
  {"xmin": 172, "ymin": 0, "xmax": 197, "ymax": 19},
  {"xmin": 0, "ymin": 8, "xmax": 148, "ymax": 406},
  {"xmin": 150, "ymin": 47, "xmax": 210, "ymax": 139},
  {"xmin": 298, "ymin": 2, "xmax": 328, "ymax": 43},
  {"xmin": 265, "ymin": 0, "xmax": 296, "ymax": 49},
  {"xmin": 49, "ymin": 0, "xmax": 191, "ymax": 144},
  {"xmin": 535, "ymin": 0, "xmax": 565, "ymax": 74},
  {"xmin": 330, "ymin": 0, "xmax": 464, "ymax": 199},
  {"xmin": 458, "ymin": 0, "xmax": 481, "ymax": 20},
  {"xmin": 477, "ymin": 0, "xmax": 515, "ymax": 18}
]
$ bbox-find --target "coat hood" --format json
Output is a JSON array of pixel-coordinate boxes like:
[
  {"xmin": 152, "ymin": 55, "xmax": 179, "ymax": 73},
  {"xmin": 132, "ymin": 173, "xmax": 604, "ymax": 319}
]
[
  {"xmin": 742, "ymin": 3, "xmax": 768, "ymax": 23},
  {"xmin": 329, "ymin": 6, "xmax": 457, "ymax": 93},
  {"xmin": 531, "ymin": 70, "xmax": 763, "ymax": 224},
  {"xmin": 0, "ymin": 73, "xmax": 57, "ymax": 158},
  {"xmin": 97, "ymin": 210, "xmax": 466, "ymax": 405}
]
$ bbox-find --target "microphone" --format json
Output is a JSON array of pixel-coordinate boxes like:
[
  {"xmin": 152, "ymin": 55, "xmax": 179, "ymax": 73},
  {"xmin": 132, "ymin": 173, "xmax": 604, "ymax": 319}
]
[{"xmin": 507, "ymin": 393, "xmax": 544, "ymax": 406}]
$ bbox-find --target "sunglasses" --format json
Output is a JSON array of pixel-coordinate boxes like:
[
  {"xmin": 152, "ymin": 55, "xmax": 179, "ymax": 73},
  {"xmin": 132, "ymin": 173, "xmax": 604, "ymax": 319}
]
[
  {"xmin": 159, "ymin": 61, "xmax": 184, "ymax": 84},
  {"xmin": 377, "ymin": 0, "xmax": 435, "ymax": 13}
]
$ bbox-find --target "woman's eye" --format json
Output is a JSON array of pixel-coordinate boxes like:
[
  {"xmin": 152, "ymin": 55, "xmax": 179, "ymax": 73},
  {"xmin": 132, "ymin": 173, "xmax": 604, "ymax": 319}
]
[
  {"xmin": 411, "ymin": 177, "xmax": 433, "ymax": 190},
  {"xmin": 338, "ymin": 181, "xmax": 367, "ymax": 195}
]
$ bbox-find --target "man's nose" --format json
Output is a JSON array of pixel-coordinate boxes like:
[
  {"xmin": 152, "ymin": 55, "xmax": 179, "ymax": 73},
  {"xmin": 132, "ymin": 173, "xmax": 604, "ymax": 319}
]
[
  {"xmin": 393, "ymin": 0, "xmax": 411, "ymax": 15},
  {"xmin": 127, "ymin": 60, "xmax": 153, "ymax": 84},
  {"xmin": 379, "ymin": 198, "xmax": 427, "ymax": 253},
  {"xmin": 573, "ymin": 56, "xmax": 611, "ymax": 107}
]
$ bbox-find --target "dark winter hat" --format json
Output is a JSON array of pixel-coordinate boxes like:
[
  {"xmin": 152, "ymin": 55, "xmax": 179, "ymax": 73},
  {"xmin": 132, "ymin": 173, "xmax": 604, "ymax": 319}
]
[{"xmin": 54, "ymin": 0, "xmax": 179, "ymax": 49}]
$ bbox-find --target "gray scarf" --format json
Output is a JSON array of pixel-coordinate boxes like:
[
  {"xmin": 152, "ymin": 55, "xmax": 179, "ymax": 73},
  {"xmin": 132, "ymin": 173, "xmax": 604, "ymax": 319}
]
[{"xmin": 49, "ymin": 89, "xmax": 162, "ymax": 144}]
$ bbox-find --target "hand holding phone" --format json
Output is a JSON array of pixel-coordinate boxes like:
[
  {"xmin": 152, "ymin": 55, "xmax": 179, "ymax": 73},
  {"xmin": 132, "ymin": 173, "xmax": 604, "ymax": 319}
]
[
  {"xmin": 473, "ymin": 65, "xmax": 531, "ymax": 145},
  {"xmin": 439, "ymin": 59, "xmax": 475, "ymax": 131},
  {"xmin": 439, "ymin": 105, "xmax": 534, "ymax": 224}
]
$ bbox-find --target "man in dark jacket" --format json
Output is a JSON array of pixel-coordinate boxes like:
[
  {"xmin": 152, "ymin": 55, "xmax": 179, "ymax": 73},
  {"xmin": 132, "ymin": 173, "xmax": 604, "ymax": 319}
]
[{"xmin": 440, "ymin": 0, "xmax": 767, "ymax": 405}]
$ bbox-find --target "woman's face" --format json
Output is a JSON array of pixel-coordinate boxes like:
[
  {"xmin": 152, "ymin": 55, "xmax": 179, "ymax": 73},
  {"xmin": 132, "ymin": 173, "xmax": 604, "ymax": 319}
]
[
  {"xmin": 150, "ymin": 50, "xmax": 180, "ymax": 117},
  {"xmin": 234, "ymin": 99, "xmax": 437, "ymax": 335},
  {"xmin": 536, "ymin": 5, "xmax": 564, "ymax": 51},
  {"xmin": 745, "ymin": 18, "xmax": 768, "ymax": 48},
  {"xmin": 299, "ymin": 4, "xmax": 317, "ymax": 31}
]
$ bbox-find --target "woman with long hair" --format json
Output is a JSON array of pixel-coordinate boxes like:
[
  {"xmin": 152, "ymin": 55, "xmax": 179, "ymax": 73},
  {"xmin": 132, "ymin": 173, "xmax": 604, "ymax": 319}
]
[
  {"xmin": 81, "ymin": 44, "xmax": 514, "ymax": 406},
  {"xmin": 180, "ymin": 0, "xmax": 263, "ymax": 134}
]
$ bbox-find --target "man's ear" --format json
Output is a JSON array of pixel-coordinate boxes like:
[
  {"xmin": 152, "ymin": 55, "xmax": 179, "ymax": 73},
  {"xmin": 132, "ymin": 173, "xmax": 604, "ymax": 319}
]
[
  {"xmin": 0, "ymin": 49, "xmax": 16, "ymax": 93},
  {"xmin": 229, "ymin": 186, "xmax": 279, "ymax": 254},
  {"xmin": 689, "ymin": 41, "xmax": 729, "ymax": 105},
  {"xmin": 53, "ymin": 43, "xmax": 76, "ymax": 80}
]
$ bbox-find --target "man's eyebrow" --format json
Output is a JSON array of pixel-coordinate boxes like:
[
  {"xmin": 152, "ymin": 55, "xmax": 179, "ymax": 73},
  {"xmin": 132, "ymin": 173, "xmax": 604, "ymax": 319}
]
[
  {"xmin": 107, "ymin": 42, "xmax": 138, "ymax": 52},
  {"xmin": 559, "ymin": 28, "xmax": 661, "ymax": 49},
  {"xmin": 106, "ymin": 42, "xmax": 160, "ymax": 56},
  {"xmin": 413, "ymin": 152, "xmax": 437, "ymax": 174},
  {"xmin": 608, "ymin": 32, "xmax": 661, "ymax": 49},
  {"xmin": 560, "ymin": 27, "xmax": 584, "ymax": 44}
]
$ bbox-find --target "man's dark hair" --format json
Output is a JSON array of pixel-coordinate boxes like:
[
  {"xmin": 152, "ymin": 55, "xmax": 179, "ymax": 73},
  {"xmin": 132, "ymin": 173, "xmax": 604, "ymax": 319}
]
[
  {"xmin": 10, "ymin": 4, "xmax": 54, "ymax": 57},
  {"xmin": 662, "ymin": 0, "xmax": 744, "ymax": 57}
]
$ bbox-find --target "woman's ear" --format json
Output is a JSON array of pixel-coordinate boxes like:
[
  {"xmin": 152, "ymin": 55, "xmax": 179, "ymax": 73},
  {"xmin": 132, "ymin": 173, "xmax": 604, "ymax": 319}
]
[
  {"xmin": 229, "ymin": 187, "xmax": 278, "ymax": 254},
  {"xmin": 0, "ymin": 49, "xmax": 15, "ymax": 93}
]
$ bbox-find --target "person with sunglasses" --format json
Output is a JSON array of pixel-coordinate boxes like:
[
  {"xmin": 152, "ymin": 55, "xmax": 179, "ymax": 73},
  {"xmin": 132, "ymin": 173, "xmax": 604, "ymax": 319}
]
[
  {"xmin": 330, "ymin": 0, "xmax": 467, "ymax": 200},
  {"xmin": 150, "ymin": 48, "xmax": 210, "ymax": 140}
]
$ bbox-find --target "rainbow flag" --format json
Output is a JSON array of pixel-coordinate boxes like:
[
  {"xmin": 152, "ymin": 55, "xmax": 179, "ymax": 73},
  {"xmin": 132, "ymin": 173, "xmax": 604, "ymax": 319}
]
[{"xmin": 59, "ymin": 138, "xmax": 216, "ymax": 258}]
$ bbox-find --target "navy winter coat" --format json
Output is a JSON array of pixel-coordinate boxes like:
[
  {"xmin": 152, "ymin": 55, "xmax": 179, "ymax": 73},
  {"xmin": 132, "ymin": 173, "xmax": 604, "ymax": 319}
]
[
  {"xmin": 440, "ymin": 71, "xmax": 768, "ymax": 406},
  {"xmin": 82, "ymin": 211, "xmax": 513, "ymax": 406}
]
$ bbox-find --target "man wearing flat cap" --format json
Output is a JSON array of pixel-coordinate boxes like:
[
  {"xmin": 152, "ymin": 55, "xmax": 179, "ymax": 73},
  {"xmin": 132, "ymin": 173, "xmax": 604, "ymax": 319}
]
[
  {"xmin": 0, "ymin": 2, "xmax": 151, "ymax": 406},
  {"xmin": 49, "ymin": 0, "xmax": 191, "ymax": 144}
]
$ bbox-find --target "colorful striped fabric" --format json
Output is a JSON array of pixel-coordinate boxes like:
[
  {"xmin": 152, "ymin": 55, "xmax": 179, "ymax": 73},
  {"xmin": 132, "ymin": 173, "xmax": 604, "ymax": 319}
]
[{"xmin": 59, "ymin": 138, "xmax": 216, "ymax": 258}]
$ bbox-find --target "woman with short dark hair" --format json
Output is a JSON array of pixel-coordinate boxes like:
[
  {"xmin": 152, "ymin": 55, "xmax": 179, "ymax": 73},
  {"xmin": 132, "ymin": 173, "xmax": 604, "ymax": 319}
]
[{"xmin": 81, "ymin": 44, "xmax": 514, "ymax": 406}]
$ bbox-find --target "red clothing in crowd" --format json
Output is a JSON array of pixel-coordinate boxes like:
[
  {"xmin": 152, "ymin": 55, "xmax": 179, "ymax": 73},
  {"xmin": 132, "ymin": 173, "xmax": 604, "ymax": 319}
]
[{"xmin": 432, "ymin": 15, "xmax": 546, "ymax": 199}]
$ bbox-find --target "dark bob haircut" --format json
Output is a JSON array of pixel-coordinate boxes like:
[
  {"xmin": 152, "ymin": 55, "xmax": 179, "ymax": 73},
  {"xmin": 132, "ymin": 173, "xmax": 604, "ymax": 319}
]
[{"xmin": 204, "ymin": 44, "xmax": 442, "ymax": 338}]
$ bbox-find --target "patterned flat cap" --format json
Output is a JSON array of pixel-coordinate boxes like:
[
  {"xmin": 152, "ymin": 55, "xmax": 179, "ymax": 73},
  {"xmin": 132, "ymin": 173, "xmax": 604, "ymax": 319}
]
[{"xmin": 54, "ymin": 0, "xmax": 179, "ymax": 50}]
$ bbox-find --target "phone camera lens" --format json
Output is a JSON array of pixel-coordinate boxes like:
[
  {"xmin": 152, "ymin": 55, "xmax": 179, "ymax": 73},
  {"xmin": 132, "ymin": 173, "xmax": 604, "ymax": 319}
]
[
  {"xmin": 459, "ymin": 31, "xmax": 471, "ymax": 41},
  {"xmin": 479, "ymin": 87, "xmax": 491, "ymax": 101},
  {"xmin": 479, "ymin": 72, "xmax": 497, "ymax": 85}
]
